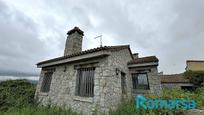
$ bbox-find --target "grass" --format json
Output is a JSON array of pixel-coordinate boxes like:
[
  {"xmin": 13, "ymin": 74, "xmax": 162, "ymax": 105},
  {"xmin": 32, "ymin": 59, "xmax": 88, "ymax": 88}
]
[
  {"xmin": 1, "ymin": 105, "xmax": 77, "ymax": 115},
  {"xmin": 109, "ymin": 87, "xmax": 204, "ymax": 115}
]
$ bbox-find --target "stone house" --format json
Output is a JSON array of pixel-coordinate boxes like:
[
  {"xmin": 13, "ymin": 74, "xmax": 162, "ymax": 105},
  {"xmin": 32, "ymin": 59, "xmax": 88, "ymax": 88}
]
[{"xmin": 35, "ymin": 27, "xmax": 161, "ymax": 114}]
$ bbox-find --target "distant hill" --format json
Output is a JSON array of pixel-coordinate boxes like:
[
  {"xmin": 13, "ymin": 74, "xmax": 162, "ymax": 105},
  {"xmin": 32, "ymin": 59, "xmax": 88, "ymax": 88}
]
[
  {"xmin": 28, "ymin": 80, "xmax": 38, "ymax": 84},
  {"xmin": 0, "ymin": 78, "xmax": 39, "ymax": 84},
  {"xmin": 0, "ymin": 70, "xmax": 39, "ymax": 76}
]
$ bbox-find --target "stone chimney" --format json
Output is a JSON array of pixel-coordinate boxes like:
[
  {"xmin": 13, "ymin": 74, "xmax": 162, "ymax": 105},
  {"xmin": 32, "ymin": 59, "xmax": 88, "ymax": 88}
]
[
  {"xmin": 64, "ymin": 27, "xmax": 84, "ymax": 56},
  {"xmin": 133, "ymin": 53, "xmax": 139, "ymax": 59}
]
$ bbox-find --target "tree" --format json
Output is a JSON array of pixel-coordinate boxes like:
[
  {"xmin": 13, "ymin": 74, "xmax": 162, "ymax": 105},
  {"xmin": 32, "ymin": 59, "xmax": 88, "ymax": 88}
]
[{"xmin": 183, "ymin": 70, "xmax": 204, "ymax": 88}]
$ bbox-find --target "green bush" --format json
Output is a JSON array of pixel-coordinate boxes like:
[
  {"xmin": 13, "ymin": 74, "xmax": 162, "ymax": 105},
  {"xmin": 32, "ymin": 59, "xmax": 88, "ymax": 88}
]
[
  {"xmin": 184, "ymin": 70, "xmax": 204, "ymax": 88},
  {"xmin": 109, "ymin": 88, "xmax": 204, "ymax": 115},
  {"xmin": 195, "ymin": 87, "xmax": 204, "ymax": 108},
  {"xmin": 0, "ymin": 80, "xmax": 78, "ymax": 115},
  {"xmin": 0, "ymin": 80, "xmax": 36, "ymax": 112}
]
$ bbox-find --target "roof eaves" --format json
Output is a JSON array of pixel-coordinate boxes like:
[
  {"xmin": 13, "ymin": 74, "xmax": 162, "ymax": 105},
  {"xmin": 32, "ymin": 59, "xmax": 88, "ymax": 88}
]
[
  {"xmin": 128, "ymin": 62, "xmax": 158, "ymax": 68},
  {"xmin": 37, "ymin": 50, "xmax": 110, "ymax": 68},
  {"xmin": 127, "ymin": 56, "xmax": 159, "ymax": 65},
  {"xmin": 37, "ymin": 45, "xmax": 130, "ymax": 66},
  {"xmin": 187, "ymin": 60, "xmax": 204, "ymax": 62}
]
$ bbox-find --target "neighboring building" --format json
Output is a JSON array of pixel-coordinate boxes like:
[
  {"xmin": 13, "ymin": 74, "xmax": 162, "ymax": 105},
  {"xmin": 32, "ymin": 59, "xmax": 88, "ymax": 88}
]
[
  {"xmin": 186, "ymin": 60, "xmax": 204, "ymax": 71},
  {"xmin": 160, "ymin": 60, "xmax": 204, "ymax": 90},
  {"xmin": 160, "ymin": 74, "xmax": 193, "ymax": 90},
  {"xmin": 35, "ymin": 27, "xmax": 161, "ymax": 115}
]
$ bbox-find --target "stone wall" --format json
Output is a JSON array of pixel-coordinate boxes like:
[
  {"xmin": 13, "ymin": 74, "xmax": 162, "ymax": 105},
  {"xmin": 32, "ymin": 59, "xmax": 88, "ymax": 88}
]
[
  {"xmin": 129, "ymin": 66, "xmax": 161, "ymax": 97},
  {"xmin": 161, "ymin": 83, "xmax": 182, "ymax": 89},
  {"xmin": 35, "ymin": 48, "xmax": 161, "ymax": 114},
  {"xmin": 35, "ymin": 48, "xmax": 133, "ymax": 115},
  {"xmin": 98, "ymin": 48, "xmax": 133, "ymax": 112},
  {"xmin": 35, "ymin": 57, "xmax": 109, "ymax": 115}
]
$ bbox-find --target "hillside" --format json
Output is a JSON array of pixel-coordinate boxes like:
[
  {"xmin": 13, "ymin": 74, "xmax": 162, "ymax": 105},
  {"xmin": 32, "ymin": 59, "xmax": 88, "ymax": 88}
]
[{"xmin": 0, "ymin": 80, "xmax": 36, "ymax": 112}]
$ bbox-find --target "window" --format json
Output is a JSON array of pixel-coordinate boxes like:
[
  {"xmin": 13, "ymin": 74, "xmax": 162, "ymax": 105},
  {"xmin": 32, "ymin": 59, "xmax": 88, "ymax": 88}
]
[
  {"xmin": 75, "ymin": 67, "xmax": 95, "ymax": 97},
  {"xmin": 132, "ymin": 73, "xmax": 149, "ymax": 89},
  {"xmin": 41, "ymin": 72, "xmax": 53, "ymax": 92},
  {"xmin": 121, "ymin": 72, "xmax": 126, "ymax": 94}
]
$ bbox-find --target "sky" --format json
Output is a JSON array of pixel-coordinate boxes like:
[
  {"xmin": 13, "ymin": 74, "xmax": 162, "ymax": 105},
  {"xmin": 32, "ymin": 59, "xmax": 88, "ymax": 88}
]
[{"xmin": 0, "ymin": 0, "xmax": 204, "ymax": 74}]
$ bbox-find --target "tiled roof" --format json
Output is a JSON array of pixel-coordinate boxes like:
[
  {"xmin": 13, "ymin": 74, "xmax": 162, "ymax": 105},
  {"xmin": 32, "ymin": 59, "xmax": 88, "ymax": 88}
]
[
  {"xmin": 37, "ymin": 45, "xmax": 130, "ymax": 65},
  {"xmin": 128, "ymin": 56, "xmax": 158, "ymax": 65},
  {"xmin": 160, "ymin": 74, "xmax": 190, "ymax": 83}
]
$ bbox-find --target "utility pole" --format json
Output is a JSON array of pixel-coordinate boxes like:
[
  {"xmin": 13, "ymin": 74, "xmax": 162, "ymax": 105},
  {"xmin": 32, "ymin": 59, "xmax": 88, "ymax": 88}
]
[{"xmin": 94, "ymin": 35, "xmax": 102, "ymax": 47}]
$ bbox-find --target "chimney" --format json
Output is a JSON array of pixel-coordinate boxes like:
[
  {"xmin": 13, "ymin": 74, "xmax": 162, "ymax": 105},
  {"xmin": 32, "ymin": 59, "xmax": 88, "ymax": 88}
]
[
  {"xmin": 64, "ymin": 27, "xmax": 84, "ymax": 56},
  {"xmin": 133, "ymin": 53, "xmax": 139, "ymax": 59}
]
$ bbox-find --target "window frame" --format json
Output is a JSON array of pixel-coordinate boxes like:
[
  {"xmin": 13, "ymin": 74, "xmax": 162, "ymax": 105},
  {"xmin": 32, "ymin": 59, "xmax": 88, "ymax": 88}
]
[
  {"xmin": 132, "ymin": 73, "xmax": 150, "ymax": 90},
  {"xmin": 41, "ymin": 71, "xmax": 53, "ymax": 93},
  {"xmin": 121, "ymin": 72, "xmax": 127, "ymax": 94},
  {"xmin": 75, "ymin": 67, "xmax": 95, "ymax": 97}
]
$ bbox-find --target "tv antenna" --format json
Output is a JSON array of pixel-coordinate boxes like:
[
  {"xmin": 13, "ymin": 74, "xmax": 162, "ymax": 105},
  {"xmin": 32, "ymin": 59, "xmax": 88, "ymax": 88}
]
[{"xmin": 94, "ymin": 35, "xmax": 103, "ymax": 47}]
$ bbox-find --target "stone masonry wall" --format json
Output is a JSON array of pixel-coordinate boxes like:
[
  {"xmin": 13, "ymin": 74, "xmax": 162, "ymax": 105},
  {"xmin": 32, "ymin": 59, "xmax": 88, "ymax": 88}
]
[
  {"xmin": 35, "ymin": 48, "xmax": 133, "ymax": 115},
  {"xmin": 148, "ymin": 67, "xmax": 161, "ymax": 96},
  {"xmin": 35, "ymin": 57, "xmax": 109, "ymax": 115},
  {"xmin": 129, "ymin": 66, "xmax": 161, "ymax": 97},
  {"xmin": 99, "ymin": 48, "xmax": 133, "ymax": 112},
  {"xmin": 161, "ymin": 83, "xmax": 182, "ymax": 89}
]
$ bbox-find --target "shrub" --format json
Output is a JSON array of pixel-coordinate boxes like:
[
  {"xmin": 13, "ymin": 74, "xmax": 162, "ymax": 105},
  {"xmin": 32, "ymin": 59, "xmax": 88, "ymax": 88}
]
[
  {"xmin": 195, "ymin": 87, "xmax": 204, "ymax": 108},
  {"xmin": 109, "ymin": 88, "xmax": 204, "ymax": 115},
  {"xmin": 0, "ymin": 80, "xmax": 36, "ymax": 112},
  {"xmin": 183, "ymin": 70, "xmax": 204, "ymax": 88}
]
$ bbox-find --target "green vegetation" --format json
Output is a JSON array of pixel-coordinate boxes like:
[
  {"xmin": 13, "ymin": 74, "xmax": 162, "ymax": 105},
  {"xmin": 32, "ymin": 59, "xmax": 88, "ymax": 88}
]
[
  {"xmin": 0, "ymin": 80, "xmax": 204, "ymax": 115},
  {"xmin": 1, "ymin": 106, "xmax": 77, "ymax": 115},
  {"xmin": 0, "ymin": 80, "xmax": 36, "ymax": 112},
  {"xmin": 0, "ymin": 80, "xmax": 77, "ymax": 115},
  {"xmin": 184, "ymin": 70, "xmax": 204, "ymax": 88},
  {"xmin": 109, "ymin": 87, "xmax": 204, "ymax": 115}
]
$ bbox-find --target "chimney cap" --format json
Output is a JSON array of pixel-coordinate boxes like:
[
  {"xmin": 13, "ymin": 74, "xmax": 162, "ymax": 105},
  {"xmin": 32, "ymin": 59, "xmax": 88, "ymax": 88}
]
[{"xmin": 67, "ymin": 26, "xmax": 84, "ymax": 36}]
